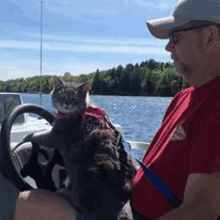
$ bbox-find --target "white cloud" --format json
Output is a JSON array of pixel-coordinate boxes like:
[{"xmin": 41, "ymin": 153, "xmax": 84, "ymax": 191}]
[
  {"xmin": 0, "ymin": 38, "xmax": 169, "ymax": 55},
  {"xmin": 0, "ymin": 59, "xmax": 125, "ymax": 80},
  {"xmin": 29, "ymin": 33, "xmax": 167, "ymax": 46},
  {"xmin": 92, "ymin": 9, "xmax": 118, "ymax": 15},
  {"xmin": 0, "ymin": 41, "xmax": 39, "ymax": 50},
  {"xmin": 158, "ymin": 3, "xmax": 169, "ymax": 10},
  {"xmin": 0, "ymin": 65, "xmax": 39, "ymax": 81},
  {"xmin": 133, "ymin": 0, "xmax": 155, "ymax": 8},
  {"xmin": 41, "ymin": 0, "xmax": 123, "ymax": 21},
  {"xmin": 0, "ymin": 32, "xmax": 169, "ymax": 56},
  {"xmin": 127, "ymin": 0, "xmax": 175, "ymax": 11}
]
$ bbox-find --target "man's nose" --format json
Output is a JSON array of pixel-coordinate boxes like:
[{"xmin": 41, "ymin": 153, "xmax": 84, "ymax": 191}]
[{"xmin": 165, "ymin": 40, "xmax": 174, "ymax": 52}]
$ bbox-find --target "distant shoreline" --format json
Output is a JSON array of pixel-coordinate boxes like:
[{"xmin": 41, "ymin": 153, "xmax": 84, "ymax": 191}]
[{"xmin": 20, "ymin": 92, "xmax": 174, "ymax": 98}]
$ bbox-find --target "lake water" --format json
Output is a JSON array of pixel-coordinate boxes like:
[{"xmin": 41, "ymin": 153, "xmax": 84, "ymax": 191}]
[{"xmin": 20, "ymin": 93, "xmax": 172, "ymax": 160}]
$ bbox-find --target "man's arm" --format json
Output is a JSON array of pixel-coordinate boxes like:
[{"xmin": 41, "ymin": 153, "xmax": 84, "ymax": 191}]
[
  {"xmin": 158, "ymin": 173, "xmax": 220, "ymax": 220},
  {"xmin": 14, "ymin": 189, "xmax": 77, "ymax": 220}
]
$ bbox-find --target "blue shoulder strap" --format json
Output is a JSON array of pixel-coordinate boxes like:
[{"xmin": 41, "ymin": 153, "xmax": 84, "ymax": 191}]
[
  {"xmin": 121, "ymin": 139, "xmax": 182, "ymax": 208},
  {"xmin": 134, "ymin": 159, "xmax": 182, "ymax": 208}
]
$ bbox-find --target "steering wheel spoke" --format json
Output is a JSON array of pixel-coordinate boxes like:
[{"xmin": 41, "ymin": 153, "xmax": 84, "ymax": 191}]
[
  {"xmin": 12, "ymin": 142, "xmax": 33, "ymax": 172},
  {"xmin": 11, "ymin": 151, "xmax": 24, "ymax": 176}
]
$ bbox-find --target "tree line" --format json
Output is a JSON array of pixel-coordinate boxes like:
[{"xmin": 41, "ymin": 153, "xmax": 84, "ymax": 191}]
[{"xmin": 0, "ymin": 59, "xmax": 190, "ymax": 97}]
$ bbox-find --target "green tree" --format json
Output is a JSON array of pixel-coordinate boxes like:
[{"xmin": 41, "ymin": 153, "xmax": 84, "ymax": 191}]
[
  {"xmin": 148, "ymin": 59, "xmax": 158, "ymax": 70},
  {"xmin": 92, "ymin": 69, "xmax": 103, "ymax": 94}
]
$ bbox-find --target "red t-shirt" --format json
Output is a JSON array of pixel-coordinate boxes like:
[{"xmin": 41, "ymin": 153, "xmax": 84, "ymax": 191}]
[{"xmin": 131, "ymin": 77, "xmax": 220, "ymax": 219}]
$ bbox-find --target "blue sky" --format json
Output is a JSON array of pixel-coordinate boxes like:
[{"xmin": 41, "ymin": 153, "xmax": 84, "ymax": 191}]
[{"xmin": 1, "ymin": 0, "xmax": 177, "ymax": 81}]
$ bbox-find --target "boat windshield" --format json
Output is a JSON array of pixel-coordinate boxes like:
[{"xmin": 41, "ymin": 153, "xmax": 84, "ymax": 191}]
[{"xmin": 0, "ymin": 94, "xmax": 25, "ymax": 124}]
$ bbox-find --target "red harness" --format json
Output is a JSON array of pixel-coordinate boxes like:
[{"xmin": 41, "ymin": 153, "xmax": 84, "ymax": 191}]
[
  {"xmin": 82, "ymin": 108, "xmax": 117, "ymax": 136},
  {"xmin": 56, "ymin": 107, "xmax": 118, "ymax": 137}
]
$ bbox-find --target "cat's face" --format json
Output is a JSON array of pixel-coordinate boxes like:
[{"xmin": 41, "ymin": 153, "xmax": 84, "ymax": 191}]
[{"xmin": 51, "ymin": 76, "xmax": 91, "ymax": 113}]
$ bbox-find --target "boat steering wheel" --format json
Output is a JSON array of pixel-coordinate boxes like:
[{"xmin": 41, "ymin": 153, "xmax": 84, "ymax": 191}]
[{"xmin": 0, "ymin": 104, "xmax": 60, "ymax": 191}]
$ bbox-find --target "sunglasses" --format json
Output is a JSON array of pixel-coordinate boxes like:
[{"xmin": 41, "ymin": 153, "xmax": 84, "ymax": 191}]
[{"xmin": 169, "ymin": 25, "xmax": 210, "ymax": 45}]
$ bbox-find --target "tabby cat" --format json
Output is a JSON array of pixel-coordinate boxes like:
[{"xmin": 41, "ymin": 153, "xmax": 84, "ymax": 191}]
[
  {"xmin": 26, "ymin": 76, "xmax": 136, "ymax": 220},
  {"xmin": 51, "ymin": 76, "xmax": 93, "ymax": 113}
]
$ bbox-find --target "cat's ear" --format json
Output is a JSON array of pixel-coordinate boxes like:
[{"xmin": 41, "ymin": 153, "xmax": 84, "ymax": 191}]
[
  {"xmin": 52, "ymin": 76, "xmax": 65, "ymax": 87},
  {"xmin": 79, "ymin": 81, "xmax": 91, "ymax": 92}
]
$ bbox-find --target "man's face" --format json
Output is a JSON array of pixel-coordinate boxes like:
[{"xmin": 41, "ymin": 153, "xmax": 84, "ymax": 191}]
[{"xmin": 165, "ymin": 24, "xmax": 207, "ymax": 84}]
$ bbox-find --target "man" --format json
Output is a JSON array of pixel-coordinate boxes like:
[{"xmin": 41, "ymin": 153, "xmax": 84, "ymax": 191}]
[
  {"xmin": 3, "ymin": 0, "xmax": 220, "ymax": 219},
  {"xmin": 131, "ymin": 0, "xmax": 220, "ymax": 219}
]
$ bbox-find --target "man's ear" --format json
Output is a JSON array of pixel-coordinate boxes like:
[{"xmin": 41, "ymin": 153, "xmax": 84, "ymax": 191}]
[{"xmin": 206, "ymin": 25, "xmax": 219, "ymax": 51}]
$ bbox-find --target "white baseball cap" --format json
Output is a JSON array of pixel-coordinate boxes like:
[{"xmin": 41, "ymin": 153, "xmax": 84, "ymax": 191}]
[{"xmin": 147, "ymin": 0, "xmax": 220, "ymax": 39}]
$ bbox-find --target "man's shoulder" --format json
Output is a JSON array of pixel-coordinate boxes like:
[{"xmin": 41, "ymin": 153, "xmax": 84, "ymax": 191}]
[
  {"xmin": 171, "ymin": 86, "xmax": 193, "ymax": 104},
  {"xmin": 176, "ymin": 86, "xmax": 193, "ymax": 96}
]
